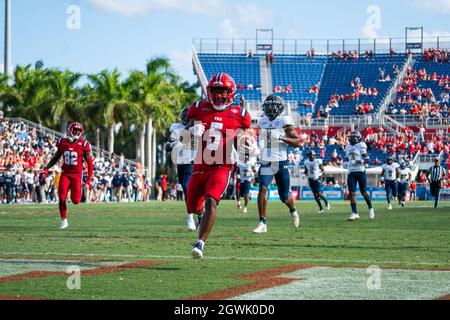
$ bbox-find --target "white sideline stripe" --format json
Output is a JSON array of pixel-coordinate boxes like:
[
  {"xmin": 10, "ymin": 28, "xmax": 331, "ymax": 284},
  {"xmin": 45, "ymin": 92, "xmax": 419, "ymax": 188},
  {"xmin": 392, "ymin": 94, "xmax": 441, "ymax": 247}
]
[{"xmin": 1, "ymin": 251, "xmax": 449, "ymax": 267}]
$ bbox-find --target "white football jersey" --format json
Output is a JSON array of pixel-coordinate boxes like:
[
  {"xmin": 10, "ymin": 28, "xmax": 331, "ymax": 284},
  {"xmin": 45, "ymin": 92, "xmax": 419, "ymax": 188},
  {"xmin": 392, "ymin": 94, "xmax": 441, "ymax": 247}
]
[
  {"xmin": 304, "ymin": 158, "xmax": 323, "ymax": 180},
  {"xmin": 381, "ymin": 163, "xmax": 399, "ymax": 181},
  {"xmin": 345, "ymin": 142, "xmax": 368, "ymax": 173},
  {"xmin": 258, "ymin": 115, "xmax": 294, "ymax": 162},
  {"xmin": 238, "ymin": 158, "xmax": 257, "ymax": 182},
  {"xmin": 398, "ymin": 167, "xmax": 411, "ymax": 183},
  {"xmin": 169, "ymin": 123, "xmax": 196, "ymax": 165}
]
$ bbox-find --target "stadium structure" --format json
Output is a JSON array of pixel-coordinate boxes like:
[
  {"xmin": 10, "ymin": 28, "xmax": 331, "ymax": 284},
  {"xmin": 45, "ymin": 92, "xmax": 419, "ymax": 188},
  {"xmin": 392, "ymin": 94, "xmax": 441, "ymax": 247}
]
[{"xmin": 192, "ymin": 29, "xmax": 450, "ymax": 201}]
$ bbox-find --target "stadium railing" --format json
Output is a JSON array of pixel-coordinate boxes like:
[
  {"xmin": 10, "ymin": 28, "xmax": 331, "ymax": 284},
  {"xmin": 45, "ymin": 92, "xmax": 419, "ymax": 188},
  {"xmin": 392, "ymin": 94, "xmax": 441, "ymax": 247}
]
[
  {"xmin": 4, "ymin": 117, "xmax": 145, "ymax": 172},
  {"xmin": 193, "ymin": 36, "xmax": 450, "ymax": 55}
]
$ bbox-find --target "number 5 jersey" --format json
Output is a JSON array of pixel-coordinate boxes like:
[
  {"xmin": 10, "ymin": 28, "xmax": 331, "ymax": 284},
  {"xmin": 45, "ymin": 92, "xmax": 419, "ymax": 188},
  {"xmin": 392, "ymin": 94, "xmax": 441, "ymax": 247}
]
[{"xmin": 187, "ymin": 100, "xmax": 252, "ymax": 172}]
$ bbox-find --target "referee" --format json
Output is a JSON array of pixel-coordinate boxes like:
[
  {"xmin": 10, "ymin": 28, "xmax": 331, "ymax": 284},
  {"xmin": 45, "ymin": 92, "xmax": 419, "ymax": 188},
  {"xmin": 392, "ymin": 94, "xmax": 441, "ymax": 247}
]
[{"xmin": 427, "ymin": 158, "xmax": 447, "ymax": 208}]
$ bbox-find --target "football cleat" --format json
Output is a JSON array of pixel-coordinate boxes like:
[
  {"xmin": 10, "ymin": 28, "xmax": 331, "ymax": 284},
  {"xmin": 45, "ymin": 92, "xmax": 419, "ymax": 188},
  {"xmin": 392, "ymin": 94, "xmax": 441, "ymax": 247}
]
[
  {"xmin": 237, "ymin": 204, "xmax": 242, "ymax": 210},
  {"xmin": 187, "ymin": 214, "xmax": 196, "ymax": 231},
  {"xmin": 388, "ymin": 204, "xmax": 393, "ymax": 210},
  {"xmin": 326, "ymin": 203, "xmax": 331, "ymax": 210},
  {"xmin": 319, "ymin": 209, "xmax": 325, "ymax": 214},
  {"xmin": 348, "ymin": 213, "xmax": 360, "ymax": 221},
  {"xmin": 368, "ymin": 208, "xmax": 375, "ymax": 220},
  {"xmin": 191, "ymin": 241, "xmax": 204, "ymax": 260},
  {"xmin": 253, "ymin": 222, "xmax": 268, "ymax": 234},
  {"xmin": 243, "ymin": 207, "xmax": 248, "ymax": 214},
  {"xmin": 291, "ymin": 210, "xmax": 300, "ymax": 228},
  {"xmin": 60, "ymin": 219, "xmax": 69, "ymax": 230},
  {"xmin": 401, "ymin": 202, "xmax": 405, "ymax": 207}
]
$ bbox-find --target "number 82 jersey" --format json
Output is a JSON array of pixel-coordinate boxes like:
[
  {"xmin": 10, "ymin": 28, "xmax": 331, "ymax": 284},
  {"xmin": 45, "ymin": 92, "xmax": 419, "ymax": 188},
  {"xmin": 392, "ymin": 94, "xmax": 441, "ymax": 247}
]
[
  {"xmin": 56, "ymin": 137, "xmax": 92, "ymax": 174},
  {"xmin": 187, "ymin": 100, "xmax": 252, "ymax": 172}
]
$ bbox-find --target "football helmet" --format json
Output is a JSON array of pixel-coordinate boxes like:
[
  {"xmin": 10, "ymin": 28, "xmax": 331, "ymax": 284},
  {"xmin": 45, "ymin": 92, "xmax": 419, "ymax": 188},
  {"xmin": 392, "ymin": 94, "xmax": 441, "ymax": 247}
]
[
  {"xmin": 400, "ymin": 161, "xmax": 407, "ymax": 169},
  {"xmin": 262, "ymin": 94, "xmax": 284, "ymax": 121},
  {"xmin": 348, "ymin": 131, "xmax": 362, "ymax": 146},
  {"xmin": 180, "ymin": 106, "xmax": 190, "ymax": 126},
  {"xmin": 387, "ymin": 155, "xmax": 394, "ymax": 164},
  {"xmin": 307, "ymin": 150, "xmax": 316, "ymax": 161},
  {"xmin": 67, "ymin": 122, "xmax": 84, "ymax": 141},
  {"xmin": 206, "ymin": 73, "xmax": 236, "ymax": 111}
]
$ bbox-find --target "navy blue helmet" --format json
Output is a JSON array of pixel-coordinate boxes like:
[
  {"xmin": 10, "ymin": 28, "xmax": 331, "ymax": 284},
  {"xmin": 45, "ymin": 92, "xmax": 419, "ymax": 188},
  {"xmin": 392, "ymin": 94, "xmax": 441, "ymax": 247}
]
[
  {"xmin": 400, "ymin": 161, "xmax": 407, "ymax": 169},
  {"xmin": 387, "ymin": 155, "xmax": 394, "ymax": 164},
  {"xmin": 262, "ymin": 94, "xmax": 284, "ymax": 121},
  {"xmin": 348, "ymin": 131, "xmax": 362, "ymax": 146},
  {"xmin": 180, "ymin": 106, "xmax": 190, "ymax": 126},
  {"xmin": 307, "ymin": 150, "xmax": 316, "ymax": 161}
]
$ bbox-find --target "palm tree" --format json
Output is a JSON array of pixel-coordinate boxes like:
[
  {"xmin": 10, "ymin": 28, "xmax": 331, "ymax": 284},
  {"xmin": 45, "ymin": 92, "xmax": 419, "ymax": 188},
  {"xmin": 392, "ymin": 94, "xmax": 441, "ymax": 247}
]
[
  {"xmin": 88, "ymin": 69, "xmax": 144, "ymax": 153},
  {"xmin": 127, "ymin": 57, "xmax": 183, "ymax": 180},
  {"xmin": 2, "ymin": 61, "xmax": 52, "ymax": 124},
  {"xmin": 46, "ymin": 68, "xmax": 82, "ymax": 133}
]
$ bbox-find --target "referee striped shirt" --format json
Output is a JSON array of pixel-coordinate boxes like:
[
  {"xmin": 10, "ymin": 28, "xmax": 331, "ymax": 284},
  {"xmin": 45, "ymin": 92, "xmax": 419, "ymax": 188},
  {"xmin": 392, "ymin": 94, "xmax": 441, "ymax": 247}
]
[{"xmin": 428, "ymin": 165, "xmax": 446, "ymax": 182}]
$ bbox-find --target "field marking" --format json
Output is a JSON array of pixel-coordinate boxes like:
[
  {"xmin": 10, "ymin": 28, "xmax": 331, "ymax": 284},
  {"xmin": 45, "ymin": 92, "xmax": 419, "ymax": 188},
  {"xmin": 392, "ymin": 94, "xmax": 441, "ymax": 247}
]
[{"xmin": 1, "ymin": 251, "xmax": 449, "ymax": 267}]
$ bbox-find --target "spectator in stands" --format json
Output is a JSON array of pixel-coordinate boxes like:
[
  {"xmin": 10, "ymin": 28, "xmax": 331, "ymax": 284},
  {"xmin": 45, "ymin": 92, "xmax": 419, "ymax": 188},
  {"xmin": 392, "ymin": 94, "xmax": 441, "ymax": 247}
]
[
  {"xmin": 247, "ymin": 49, "xmax": 254, "ymax": 58},
  {"xmin": 238, "ymin": 83, "xmax": 244, "ymax": 90},
  {"xmin": 247, "ymin": 82, "xmax": 254, "ymax": 90}
]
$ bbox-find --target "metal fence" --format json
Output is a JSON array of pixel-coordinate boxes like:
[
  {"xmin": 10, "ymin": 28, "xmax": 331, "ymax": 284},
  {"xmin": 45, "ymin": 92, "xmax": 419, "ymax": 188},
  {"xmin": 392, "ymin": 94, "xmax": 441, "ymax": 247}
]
[{"xmin": 193, "ymin": 36, "xmax": 450, "ymax": 55}]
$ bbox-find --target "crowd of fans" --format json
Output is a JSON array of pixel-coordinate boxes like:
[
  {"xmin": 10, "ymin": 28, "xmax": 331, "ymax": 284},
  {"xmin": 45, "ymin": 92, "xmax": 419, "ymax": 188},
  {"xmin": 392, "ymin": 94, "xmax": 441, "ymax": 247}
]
[
  {"xmin": 0, "ymin": 119, "xmax": 186, "ymax": 205},
  {"xmin": 423, "ymin": 48, "xmax": 449, "ymax": 64},
  {"xmin": 389, "ymin": 58, "xmax": 450, "ymax": 121}
]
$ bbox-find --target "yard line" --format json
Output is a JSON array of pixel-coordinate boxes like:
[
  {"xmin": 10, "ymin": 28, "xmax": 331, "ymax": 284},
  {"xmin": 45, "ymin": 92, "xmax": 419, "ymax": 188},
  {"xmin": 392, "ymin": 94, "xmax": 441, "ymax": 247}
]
[{"xmin": 1, "ymin": 251, "xmax": 449, "ymax": 267}]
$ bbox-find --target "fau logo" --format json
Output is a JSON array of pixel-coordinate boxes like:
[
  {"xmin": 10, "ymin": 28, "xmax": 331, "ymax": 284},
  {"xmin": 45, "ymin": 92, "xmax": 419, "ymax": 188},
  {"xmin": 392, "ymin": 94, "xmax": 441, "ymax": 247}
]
[{"xmin": 214, "ymin": 117, "xmax": 223, "ymax": 122}]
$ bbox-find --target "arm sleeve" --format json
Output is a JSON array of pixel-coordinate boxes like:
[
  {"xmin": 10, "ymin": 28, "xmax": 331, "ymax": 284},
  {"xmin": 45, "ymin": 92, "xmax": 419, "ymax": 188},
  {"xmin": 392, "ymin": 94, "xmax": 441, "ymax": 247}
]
[
  {"xmin": 86, "ymin": 157, "xmax": 94, "ymax": 180},
  {"xmin": 187, "ymin": 101, "xmax": 201, "ymax": 120},
  {"xmin": 240, "ymin": 107, "xmax": 252, "ymax": 129},
  {"xmin": 84, "ymin": 141, "xmax": 93, "ymax": 180}
]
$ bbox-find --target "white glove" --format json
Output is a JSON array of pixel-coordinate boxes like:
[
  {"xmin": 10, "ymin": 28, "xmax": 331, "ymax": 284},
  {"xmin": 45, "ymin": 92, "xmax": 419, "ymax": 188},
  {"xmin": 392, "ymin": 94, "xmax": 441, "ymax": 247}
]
[
  {"xmin": 268, "ymin": 130, "xmax": 284, "ymax": 141},
  {"xmin": 380, "ymin": 176, "xmax": 386, "ymax": 183},
  {"xmin": 190, "ymin": 123, "xmax": 205, "ymax": 138},
  {"xmin": 171, "ymin": 141, "xmax": 183, "ymax": 149},
  {"xmin": 240, "ymin": 136, "xmax": 260, "ymax": 156}
]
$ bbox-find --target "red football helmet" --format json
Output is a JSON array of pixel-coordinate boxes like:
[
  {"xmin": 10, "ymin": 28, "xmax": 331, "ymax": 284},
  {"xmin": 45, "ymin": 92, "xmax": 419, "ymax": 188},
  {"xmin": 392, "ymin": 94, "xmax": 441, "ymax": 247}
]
[
  {"xmin": 67, "ymin": 122, "xmax": 84, "ymax": 141},
  {"xmin": 206, "ymin": 73, "xmax": 236, "ymax": 111}
]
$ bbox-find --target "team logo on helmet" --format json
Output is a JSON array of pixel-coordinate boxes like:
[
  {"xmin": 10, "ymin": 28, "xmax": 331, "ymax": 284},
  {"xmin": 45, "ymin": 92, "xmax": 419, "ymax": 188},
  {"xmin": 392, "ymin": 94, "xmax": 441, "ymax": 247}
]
[
  {"xmin": 67, "ymin": 122, "xmax": 84, "ymax": 141},
  {"xmin": 206, "ymin": 73, "xmax": 236, "ymax": 111},
  {"xmin": 263, "ymin": 94, "xmax": 284, "ymax": 121}
]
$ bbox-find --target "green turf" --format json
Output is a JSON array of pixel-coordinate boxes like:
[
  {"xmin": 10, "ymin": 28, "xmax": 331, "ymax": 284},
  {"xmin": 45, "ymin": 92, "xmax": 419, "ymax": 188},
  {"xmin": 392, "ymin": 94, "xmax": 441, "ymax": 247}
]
[{"xmin": 0, "ymin": 200, "xmax": 449, "ymax": 299}]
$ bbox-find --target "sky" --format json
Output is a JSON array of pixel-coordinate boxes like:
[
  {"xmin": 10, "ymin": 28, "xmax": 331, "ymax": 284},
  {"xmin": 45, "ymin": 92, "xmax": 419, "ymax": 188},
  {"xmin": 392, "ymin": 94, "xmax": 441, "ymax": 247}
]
[{"xmin": 2, "ymin": 0, "xmax": 450, "ymax": 83}]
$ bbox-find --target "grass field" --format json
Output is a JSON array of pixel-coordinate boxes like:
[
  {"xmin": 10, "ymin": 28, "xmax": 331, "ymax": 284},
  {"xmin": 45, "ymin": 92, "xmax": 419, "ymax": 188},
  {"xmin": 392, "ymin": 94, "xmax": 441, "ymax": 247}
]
[{"xmin": 0, "ymin": 200, "xmax": 449, "ymax": 300}]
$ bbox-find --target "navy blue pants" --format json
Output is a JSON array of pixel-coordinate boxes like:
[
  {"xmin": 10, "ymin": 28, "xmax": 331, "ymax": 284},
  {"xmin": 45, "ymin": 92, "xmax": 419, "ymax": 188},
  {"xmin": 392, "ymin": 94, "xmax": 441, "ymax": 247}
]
[
  {"xmin": 177, "ymin": 163, "xmax": 193, "ymax": 196},
  {"xmin": 258, "ymin": 160, "xmax": 291, "ymax": 202}
]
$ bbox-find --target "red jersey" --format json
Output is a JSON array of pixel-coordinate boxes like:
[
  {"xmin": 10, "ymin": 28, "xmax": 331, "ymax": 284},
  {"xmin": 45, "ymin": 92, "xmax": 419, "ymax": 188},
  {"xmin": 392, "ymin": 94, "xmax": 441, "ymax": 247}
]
[
  {"xmin": 188, "ymin": 100, "xmax": 252, "ymax": 172},
  {"xmin": 56, "ymin": 137, "xmax": 91, "ymax": 174}
]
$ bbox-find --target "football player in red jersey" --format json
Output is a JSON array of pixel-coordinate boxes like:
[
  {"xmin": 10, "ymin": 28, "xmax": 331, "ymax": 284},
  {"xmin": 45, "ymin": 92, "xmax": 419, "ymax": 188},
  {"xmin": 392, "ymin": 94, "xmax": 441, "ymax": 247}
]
[
  {"xmin": 187, "ymin": 73, "xmax": 254, "ymax": 259},
  {"xmin": 42, "ymin": 122, "xmax": 94, "ymax": 229}
]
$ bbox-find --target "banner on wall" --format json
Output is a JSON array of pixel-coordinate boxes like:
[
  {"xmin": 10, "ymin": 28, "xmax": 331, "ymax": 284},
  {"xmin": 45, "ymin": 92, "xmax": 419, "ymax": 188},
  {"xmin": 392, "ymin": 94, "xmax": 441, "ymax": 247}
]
[
  {"xmin": 427, "ymin": 188, "xmax": 450, "ymax": 201},
  {"xmin": 301, "ymin": 187, "xmax": 343, "ymax": 201}
]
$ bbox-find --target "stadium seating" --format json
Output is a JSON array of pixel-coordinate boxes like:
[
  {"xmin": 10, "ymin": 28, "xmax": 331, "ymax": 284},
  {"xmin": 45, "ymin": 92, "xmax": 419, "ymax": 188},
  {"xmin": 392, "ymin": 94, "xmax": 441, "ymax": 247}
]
[
  {"xmin": 196, "ymin": 53, "xmax": 407, "ymax": 116},
  {"xmin": 271, "ymin": 55, "xmax": 326, "ymax": 115},
  {"xmin": 197, "ymin": 53, "xmax": 262, "ymax": 101},
  {"xmin": 315, "ymin": 55, "xmax": 406, "ymax": 116}
]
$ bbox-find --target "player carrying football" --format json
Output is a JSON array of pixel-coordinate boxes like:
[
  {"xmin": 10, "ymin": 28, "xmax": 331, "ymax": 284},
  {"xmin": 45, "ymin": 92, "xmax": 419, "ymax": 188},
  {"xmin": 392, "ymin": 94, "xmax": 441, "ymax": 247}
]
[
  {"xmin": 187, "ymin": 73, "xmax": 252, "ymax": 259},
  {"xmin": 42, "ymin": 122, "xmax": 94, "ymax": 229},
  {"xmin": 253, "ymin": 94, "xmax": 301, "ymax": 234},
  {"xmin": 345, "ymin": 131, "xmax": 375, "ymax": 221},
  {"xmin": 304, "ymin": 150, "xmax": 330, "ymax": 213}
]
